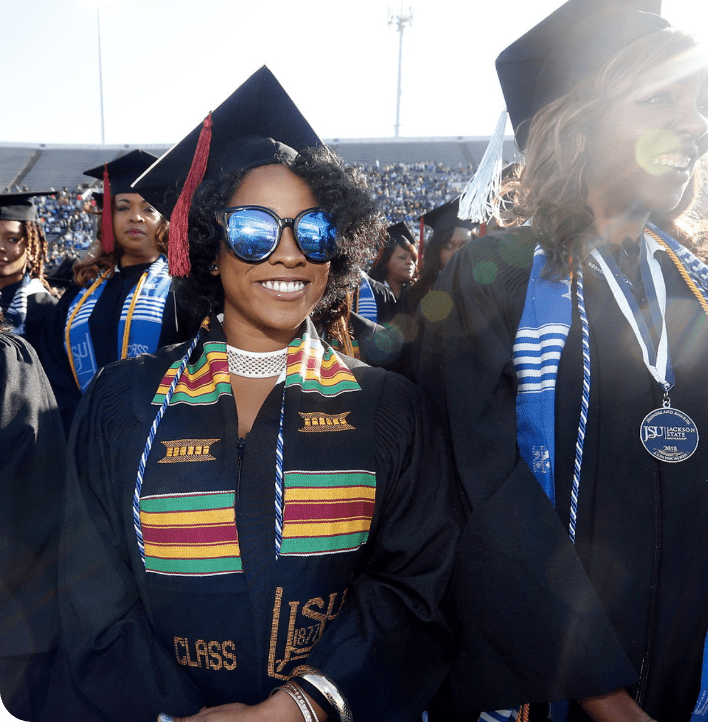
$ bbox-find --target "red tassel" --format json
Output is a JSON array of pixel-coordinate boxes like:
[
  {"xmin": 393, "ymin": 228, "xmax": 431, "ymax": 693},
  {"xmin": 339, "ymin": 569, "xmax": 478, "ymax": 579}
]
[
  {"xmin": 479, "ymin": 221, "xmax": 488, "ymax": 237},
  {"xmin": 101, "ymin": 163, "xmax": 114, "ymax": 254},
  {"xmin": 168, "ymin": 113, "xmax": 213, "ymax": 276},
  {"xmin": 419, "ymin": 217, "xmax": 425, "ymax": 261}
]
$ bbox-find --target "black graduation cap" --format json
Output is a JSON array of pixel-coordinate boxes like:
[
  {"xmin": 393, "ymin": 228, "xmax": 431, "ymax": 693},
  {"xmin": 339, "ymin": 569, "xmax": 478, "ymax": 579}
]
[
  {"xmin": 386, "ymin": 221, "xmax": 416, "ymax": 248},
  {"xmin": 497, "ymin": 0, "xmax": 667, "ymax": 149},
  {"xmin": 84, "ymin": 149, "xmax": 159, "ymax": 196},
  {"xmin": 0, "ymin": 192, "xmax": 54, "ymax": 222},
  {"xmin": 132, "ymin": 65, "xmax": 322, "ymax": 275},
  {"xmin": 83, "ymin": 149, "xmax": 160, "ymax": 254},
  {"xmin": 420, "ymin": 197, "xmax": 476, "ymax": 235}
]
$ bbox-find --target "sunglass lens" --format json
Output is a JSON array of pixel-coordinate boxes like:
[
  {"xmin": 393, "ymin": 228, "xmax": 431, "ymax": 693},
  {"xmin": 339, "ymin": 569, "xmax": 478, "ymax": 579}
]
[
  {"xmin": 225, "ymin": 208, "xmax": 277, "ymax": 261},
  {"xmin": 296, "ymin": 211, "xmax": 337, "ymax": 262}
]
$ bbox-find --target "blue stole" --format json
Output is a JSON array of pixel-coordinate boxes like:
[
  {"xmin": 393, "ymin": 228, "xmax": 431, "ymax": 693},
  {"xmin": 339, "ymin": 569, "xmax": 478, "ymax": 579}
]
[
  {"xmin": 513, "ymin": 245, "xmax": 573, "ymax": 505},
  {"xmin": 5, "ymin": 274, "xmax": 48, "ymax": 336},
  {"xmin": 66, "ymin": 255, "xmax": 171, "ymax": 391},
  {"xmin": 357, "ymin": 273, "xmax": 378, "ymax": 323}
]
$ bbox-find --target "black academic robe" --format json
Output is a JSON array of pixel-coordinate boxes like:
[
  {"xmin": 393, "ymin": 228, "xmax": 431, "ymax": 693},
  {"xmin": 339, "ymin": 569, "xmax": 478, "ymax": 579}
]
[
  {"xmin": 0, "ymin": 333, "xmax": 66, "ymax": 720},
  {"xmin": 53, "ymin": 318, "xmax": 459, "ymax": 722},
  {"xmin": 419, "ymin": 227, "xmax": 708, "ymax": 720},
  {"xmin": 0, "ymin": 279, "xmax": 57, "ymax": 352},
  {"xmin": 360, "ymin": 272, "xmax": 398, "ymax": 325},
  {"xmin": 39, "ymin": 262, "xmax": 183, "ymax": 436}
]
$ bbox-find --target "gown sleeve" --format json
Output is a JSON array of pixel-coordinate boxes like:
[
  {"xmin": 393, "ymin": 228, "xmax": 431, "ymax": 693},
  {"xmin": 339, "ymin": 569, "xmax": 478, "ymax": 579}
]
[
  {"xmin": 303, "ymin": 371, "xmax": 463, "ymax": 721},
  {"xmin": 36, "ymin": 285, "xmax": 82, "ymax": 438},
  {"xmin": 0, "ymin": 333, "xmax": 65, "ymax": 718},
  {"xmin": 416, "ymin": 232, "xmax": 638, "ymax": 711},
  {"xmin": 55, "ymin": 359, "xmax": 207, "ymax": 721}
]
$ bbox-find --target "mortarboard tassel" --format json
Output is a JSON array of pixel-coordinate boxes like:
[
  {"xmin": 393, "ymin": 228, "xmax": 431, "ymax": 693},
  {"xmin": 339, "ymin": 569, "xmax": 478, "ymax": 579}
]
[
  {"xmin": 168, "ymin": 113, "xmax": 213, "ymax": 276},
  {"xmin": 458, "ymin": 108, "xmax": 508, "ymax": 224},
  {"xmin": 101, "ymin": 163, "xmax": 114, "ymax": 254}
]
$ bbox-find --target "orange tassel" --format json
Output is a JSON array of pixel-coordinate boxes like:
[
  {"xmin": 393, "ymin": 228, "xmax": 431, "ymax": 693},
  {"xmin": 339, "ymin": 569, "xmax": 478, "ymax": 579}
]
[
  {"xmin": 168, "ymin": 113, "xmax": 213, "ymax": 276},
  {"xmin": 102, "ymin": 163, "xmax": 114, "ymax": 253}
]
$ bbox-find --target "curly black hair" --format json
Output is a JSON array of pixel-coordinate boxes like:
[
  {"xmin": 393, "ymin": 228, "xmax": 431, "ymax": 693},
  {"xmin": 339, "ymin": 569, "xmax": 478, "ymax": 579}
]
[{"xmin": 177, "ymin": 146, "xmax": 386, "ymax": 333}]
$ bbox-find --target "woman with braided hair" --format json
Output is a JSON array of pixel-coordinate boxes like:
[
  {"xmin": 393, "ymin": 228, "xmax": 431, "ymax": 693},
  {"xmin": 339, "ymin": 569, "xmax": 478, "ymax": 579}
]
[{"xmin": 0, "ymin": 192, "xmax": 57, "ymax": 351}]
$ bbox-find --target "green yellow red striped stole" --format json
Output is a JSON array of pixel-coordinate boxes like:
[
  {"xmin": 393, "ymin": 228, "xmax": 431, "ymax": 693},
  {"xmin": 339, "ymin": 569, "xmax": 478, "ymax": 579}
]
[
  {"xmin": 152, "ymin": 330, "xmax": 360, "ymax": 407},
  {"xmin": 286, "ymin": 332, "xmax": 361, "ymax": 396},
  {"xmin": 280, "ymin": 471, "xmax": 376, "ymax": 556},
  {"xmin": 152, "ymin": 341, "xmax": 231, "ymax": 406},
  {"xmin": 140, "ymin": 490, "xmax": 241, "ymax": 575}
]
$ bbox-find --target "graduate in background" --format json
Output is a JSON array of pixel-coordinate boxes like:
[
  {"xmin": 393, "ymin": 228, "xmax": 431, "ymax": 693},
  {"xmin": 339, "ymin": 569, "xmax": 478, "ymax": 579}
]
[
  {"xmin": 40, "ymin": 150, "xmax": 185, "ymax": 435},
  {"xmin": 420, "ymin": 0, "xmax": 708, "ymax": 720},
  {"xmin": 0, "ymin": 192, "xmax": 57, "ymax": 351},
  {"xmin": 369, "ymin": 221, "xmax": 418, "ymax": 301}
]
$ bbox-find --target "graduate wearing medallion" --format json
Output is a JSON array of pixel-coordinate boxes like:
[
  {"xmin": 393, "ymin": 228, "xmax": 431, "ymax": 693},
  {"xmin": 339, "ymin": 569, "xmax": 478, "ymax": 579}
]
[
  {"xmin": 53, "ymin": 67, "xmax": 459, "ymax": 722},
  {"xmin": 419, "ymin": 1, "xmax": 708, "ymax": 721},
  {"xmin": 0, "ymin": 317, "xmax": 66, "ymax": 721},
  {"xmin": 40, "ymin": 150, "xmax": 184, "ymax": 435},
  {"xmin": 0, "ymin": 192, "xmax": 57, "ymax": 351}
]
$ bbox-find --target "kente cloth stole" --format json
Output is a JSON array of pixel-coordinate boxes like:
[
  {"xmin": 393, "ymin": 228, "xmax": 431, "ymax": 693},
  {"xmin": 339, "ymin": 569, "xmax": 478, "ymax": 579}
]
[
  {"xmin": 5, "ymin": 274, "xmax": 46, "ymax": 336},
  {"xmin": 137, "ymin": 319, "xmax": 377, "ymax": 578},
  {"xmin": 65, "ymin": 255, "xmax": 171, "ymax": 391}
]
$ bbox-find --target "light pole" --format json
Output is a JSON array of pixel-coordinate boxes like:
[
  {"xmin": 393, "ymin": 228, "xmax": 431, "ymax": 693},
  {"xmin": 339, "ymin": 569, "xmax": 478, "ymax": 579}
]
[
  {"xmin": 388, "ymin": 7, "xmax": 413, "ymax": 138},
  {"xmin": 96, "ymin": 4, "xmax": 106, "ymax": 144}
]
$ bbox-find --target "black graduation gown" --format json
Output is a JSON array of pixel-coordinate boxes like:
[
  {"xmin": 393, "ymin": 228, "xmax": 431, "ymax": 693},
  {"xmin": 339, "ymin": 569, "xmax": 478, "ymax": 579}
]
[
  {"xmin": 0, "ymin": 333, "xmax": 66, "ymax": 720},
  {"xmin": 0, "ymin": 279, "xmax": 57, "ymax": 352},
  {"xmin": 38, "ymin": 262, "xmax": 183, "ymax": 436},
  {"xmin": 359, "ymin": 272, "xmax": 398, "ymax": 325},
  {"xmin": 419, "ymin": 226, "xmax": 708, "ymax": 719},
  {"xmin": 52, "ymin": 318, "xmax": 460, "ymax": 722}
]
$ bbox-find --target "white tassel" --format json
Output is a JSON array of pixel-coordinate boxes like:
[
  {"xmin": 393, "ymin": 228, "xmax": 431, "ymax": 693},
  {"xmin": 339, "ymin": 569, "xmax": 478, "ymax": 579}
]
[{"xmin": 458, "ymin": 108, "xmax": 508, "ymax": 222}]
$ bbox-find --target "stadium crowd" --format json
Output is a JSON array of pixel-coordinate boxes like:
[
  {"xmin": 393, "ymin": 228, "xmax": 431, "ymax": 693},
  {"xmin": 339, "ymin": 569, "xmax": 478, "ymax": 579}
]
[{"xmin": 5, "ymin": 160, "xmax": 476, "ymax": 280}]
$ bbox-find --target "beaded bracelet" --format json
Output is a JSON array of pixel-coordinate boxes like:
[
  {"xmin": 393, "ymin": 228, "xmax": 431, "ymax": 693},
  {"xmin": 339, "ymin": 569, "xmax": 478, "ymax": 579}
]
[{"xmin": 270, "ymin": 681, "xmax": 319, "ymax": 722}]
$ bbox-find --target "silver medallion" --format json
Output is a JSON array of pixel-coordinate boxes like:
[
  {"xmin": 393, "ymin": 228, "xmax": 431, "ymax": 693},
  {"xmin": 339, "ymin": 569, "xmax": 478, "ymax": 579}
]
[{"xmin": 639, "ymin": 406, "xmax": 699, "ymax": 463}]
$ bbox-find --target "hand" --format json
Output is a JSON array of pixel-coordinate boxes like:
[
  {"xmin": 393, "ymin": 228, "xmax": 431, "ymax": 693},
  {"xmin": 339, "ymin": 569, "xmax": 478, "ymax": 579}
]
[
  {"xmin": 579, "ymin": 688, "xmax": 657, "ymax": 722},
  {"xmin": 159, "ymin": 685, "xmax": 326, "ymax": 722}
]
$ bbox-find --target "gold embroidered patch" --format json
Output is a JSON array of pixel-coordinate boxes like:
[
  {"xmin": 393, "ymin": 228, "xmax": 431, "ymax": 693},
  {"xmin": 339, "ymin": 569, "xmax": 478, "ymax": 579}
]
[
  {"xmin": 268, "ymin": 586, "xmax": 348, "ymax": 680},
  {"xmin": 158, "ymin": 438, "xmax": 220, "ymax": 463},
  {"xmin": 298, "ymin": 412, "xmax": 355, "ymax": 432}
]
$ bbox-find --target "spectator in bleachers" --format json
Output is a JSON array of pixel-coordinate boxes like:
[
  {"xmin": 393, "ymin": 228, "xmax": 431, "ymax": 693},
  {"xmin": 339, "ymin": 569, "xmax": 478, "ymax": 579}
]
[{"xmin": 0, "ymin": 192, "xmax": 57, "ymax": 351}]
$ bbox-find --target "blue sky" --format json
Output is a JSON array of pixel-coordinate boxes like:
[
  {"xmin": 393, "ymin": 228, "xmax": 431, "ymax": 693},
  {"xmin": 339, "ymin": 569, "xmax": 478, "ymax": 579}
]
[{"xmin": 2, "ymin": 0, "xmax": 703, "ymax": 148}]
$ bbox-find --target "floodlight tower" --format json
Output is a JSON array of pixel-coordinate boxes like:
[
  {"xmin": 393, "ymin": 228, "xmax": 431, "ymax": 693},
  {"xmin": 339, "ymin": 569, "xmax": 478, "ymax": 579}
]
[
  {"xmin": 96, "ymin": 5, "xmax": 105, "ymax": 144},
  {"xmin": 388, "ymin": 7, "xmax": 413, "ymax": 138}
]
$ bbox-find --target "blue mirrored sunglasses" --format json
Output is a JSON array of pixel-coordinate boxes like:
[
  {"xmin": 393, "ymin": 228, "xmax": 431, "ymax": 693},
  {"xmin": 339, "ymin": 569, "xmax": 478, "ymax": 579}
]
[{"xmin": 215, "ymin": 205, "xmax": 337, "ymax": 264}]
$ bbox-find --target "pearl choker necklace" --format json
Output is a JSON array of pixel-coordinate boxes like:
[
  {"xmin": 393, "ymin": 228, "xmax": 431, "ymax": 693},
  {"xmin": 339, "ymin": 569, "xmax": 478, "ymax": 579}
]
[{"xmin": 226, "ymin": 344, "xmax": 288, "ymax": 378}]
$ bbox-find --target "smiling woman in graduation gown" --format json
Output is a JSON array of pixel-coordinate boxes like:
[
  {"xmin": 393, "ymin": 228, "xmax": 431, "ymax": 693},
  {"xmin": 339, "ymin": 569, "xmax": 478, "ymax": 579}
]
[
  {"xmin": 420, "ymin": 2, "xmax": 708, "ymax": 721},
  {"xmin": 52, "ymin": 67, "xmax": 459, "ymax": 722},
  {"xmin": 40, "ymin": 150, "xmax": 185, "ymax": 435}
]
